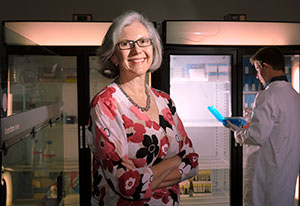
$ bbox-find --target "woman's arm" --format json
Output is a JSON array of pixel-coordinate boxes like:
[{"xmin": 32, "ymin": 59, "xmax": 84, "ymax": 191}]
[
  {"xmin": 153, "ymin": 166, "xmax": 181, "ymax": 189},
  {"xmin": 123, "ymin": 155, "xmax": 182, "ymax": 190},
  {"xmin": 150, "ymin": 155, "xmax": 182, "ymax": 190}
]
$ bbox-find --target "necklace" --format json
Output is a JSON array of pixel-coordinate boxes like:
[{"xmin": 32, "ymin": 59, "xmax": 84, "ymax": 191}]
[{"xmin": 115, "ymin": 79, "xmax": 151, "ymax": 112}]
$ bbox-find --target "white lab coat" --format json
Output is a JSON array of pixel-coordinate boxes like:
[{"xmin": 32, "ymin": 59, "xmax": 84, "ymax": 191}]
[{"xmin": 234, "ymin": 81, "xmax": 300, "ymax": 206}]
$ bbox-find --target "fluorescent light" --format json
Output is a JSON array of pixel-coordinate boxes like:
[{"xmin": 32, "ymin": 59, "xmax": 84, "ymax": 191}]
[{"xmin": 4, "ymin": 22, "xmax": 111, "ymax": 46}]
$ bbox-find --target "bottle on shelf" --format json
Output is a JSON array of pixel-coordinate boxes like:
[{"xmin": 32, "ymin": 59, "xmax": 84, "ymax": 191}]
[
  {"xmin": 42, "ymin": 140, "xmax": 56, "ymax": 165},
  {"xmin": 31, "ymin": 138, "xmax": 42, "ymax": 166},
  {"xmin": 251, "ymin": 83, "xmax": 256, "ymax": 91},
  {"xmin": 244, "ymin": 66, "xmax": 249, "ymax": 74}
]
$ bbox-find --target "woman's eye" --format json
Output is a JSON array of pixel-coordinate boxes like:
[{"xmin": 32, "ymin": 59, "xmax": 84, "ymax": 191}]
[
  {"xmin": 121, "ymin": 42, "xmax": 129, "ymax": 46},
  {"xmin": 140, "ymin": 39, "xmax": 147, "ymax": 44}
]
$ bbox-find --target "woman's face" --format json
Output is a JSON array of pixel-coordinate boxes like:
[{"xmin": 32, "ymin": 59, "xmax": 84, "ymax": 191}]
[{"xmin": 111, "ymin": 21, "xmax": 153, "ymax": 78}]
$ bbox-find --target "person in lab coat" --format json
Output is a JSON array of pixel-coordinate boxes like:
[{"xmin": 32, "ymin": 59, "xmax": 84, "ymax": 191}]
[
  {"xmin": 227, "ymin": 46, "xmax": 300, "ymax": 206},
  {"xmin": 88, "ymin": 11, "xmax": 199, "ymax": 206}
]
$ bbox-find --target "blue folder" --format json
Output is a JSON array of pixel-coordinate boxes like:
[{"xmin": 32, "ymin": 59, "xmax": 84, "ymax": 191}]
[{"xmin": 208, "ymin": 106, "xmax": 247, "ymax": 127}]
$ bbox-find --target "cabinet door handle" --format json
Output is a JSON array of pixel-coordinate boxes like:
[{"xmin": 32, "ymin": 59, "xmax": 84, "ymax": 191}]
[{"xmin": 79, "ymin": 125, "xmax": 89, "ymax": 149}]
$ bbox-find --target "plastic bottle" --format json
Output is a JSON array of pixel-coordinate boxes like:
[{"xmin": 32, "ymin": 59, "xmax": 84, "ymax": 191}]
[
  {"xmin": 31, "ymin": 139, "xmax": 42, "ymax": 166},
  {"xmin": 42, "ymin": 140, "xmax": 56, "ymax": 165}
]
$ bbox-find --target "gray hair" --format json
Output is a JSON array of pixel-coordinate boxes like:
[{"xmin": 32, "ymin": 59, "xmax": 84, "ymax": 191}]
[{"xmin": 97, "ymin": 10, "xmax": 162, "ymax": 78}]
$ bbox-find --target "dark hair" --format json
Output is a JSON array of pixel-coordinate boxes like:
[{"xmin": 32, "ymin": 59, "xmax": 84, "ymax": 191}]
[
  {"xmin": 250, "ymin": 46, "xmax": 285, "ymax": 72},
  {"xmin": 97, "ymin": 10, "xmax": 162, "ymax": 78}
]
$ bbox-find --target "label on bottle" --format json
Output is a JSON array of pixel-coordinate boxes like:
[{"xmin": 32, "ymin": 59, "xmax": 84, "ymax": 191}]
[{"xmin": 43, "ymin": 154, "xmax": 56, "ymax": 157}]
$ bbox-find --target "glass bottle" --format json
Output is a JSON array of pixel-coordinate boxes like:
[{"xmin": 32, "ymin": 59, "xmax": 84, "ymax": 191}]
[
  {"xmin": 31, "ymin": 138, "xmax": 42, "ymax": 166},
  {"xmin": 42, "ymin": 140, "xmax": 56, "ymax": 165}
]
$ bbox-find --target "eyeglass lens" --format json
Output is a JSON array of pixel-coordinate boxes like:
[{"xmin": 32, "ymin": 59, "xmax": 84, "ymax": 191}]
[{"xmin": 118, "ymin": 38, "xmax": 152, "ymax": 50}]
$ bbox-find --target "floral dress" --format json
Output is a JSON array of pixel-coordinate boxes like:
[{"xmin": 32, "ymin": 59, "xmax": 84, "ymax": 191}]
[{"xmin": 88, "ymin": 82, "xmax": 199, "ymax": 206}]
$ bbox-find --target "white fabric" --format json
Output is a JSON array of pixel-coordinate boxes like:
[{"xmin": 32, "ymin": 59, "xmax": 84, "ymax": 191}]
[{"xmin": 231, "ymin": 81, "xmax": 300, "ymax": 206}]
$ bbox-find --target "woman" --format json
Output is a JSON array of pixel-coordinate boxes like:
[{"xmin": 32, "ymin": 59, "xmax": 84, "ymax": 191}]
[{"xmin": 89, "ymin": 10, "xmax": 199, "ymax": 206}]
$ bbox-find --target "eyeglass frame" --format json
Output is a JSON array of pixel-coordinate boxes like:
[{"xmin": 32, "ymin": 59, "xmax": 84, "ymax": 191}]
[
  {"xmin": 253, "ymin": 60, "xmax": 266, "ymax": 70},
  {"xmin": 117, "ymin": 38, "xmax": 153, "ymax": 50}
]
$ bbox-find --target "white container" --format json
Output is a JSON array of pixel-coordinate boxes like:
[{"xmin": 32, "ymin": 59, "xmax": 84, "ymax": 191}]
[
  {"xmin": 42, "ymin": 140, "xmax": 56, "ymax": 165},
  {"xmin": 31, "ymin": 139, "xmax": 42, "ymax": 166}
]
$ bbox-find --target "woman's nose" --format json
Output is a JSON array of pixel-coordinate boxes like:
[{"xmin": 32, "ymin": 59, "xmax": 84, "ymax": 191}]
[{"xmin": 130, "ymin": 44, "xmax": 142, "ymax": 54}]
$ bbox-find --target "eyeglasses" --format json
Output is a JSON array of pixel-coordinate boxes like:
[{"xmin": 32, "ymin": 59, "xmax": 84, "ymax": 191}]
[
  {"xmin": 254, "ymin": 60, "xmax": 265, "ymax": 70},
  {"xmin": 117, "ymin": 38, "xmax": 153, "ymax": 50}
]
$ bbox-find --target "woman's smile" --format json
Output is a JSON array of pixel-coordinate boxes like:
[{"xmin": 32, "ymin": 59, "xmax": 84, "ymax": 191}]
[
  {"xmin": 112, "ymin": 21, "xmax": 154, "ymax": 77},
  {"xmin": 128, "ymin": 57, "xmax": 146, "ymax": 64}
]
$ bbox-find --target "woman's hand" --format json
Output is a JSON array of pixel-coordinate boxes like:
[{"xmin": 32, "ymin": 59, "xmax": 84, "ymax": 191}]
[
  {"xmin": 121, "ymin": 156, "xmax": 136, "ymax": 170},
  {"xmin": 150, "ymin": 155, "xmax": 182, "ymax": 190}
]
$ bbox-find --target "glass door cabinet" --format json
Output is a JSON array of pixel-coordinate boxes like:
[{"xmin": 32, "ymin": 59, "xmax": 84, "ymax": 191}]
[
  {"xmin": 0, "ymin": 21, "xmax": 112, "ymax": 206},
  {"xmin": 1, "ymin": 52, "xmax": 80, "ymax": 206}
]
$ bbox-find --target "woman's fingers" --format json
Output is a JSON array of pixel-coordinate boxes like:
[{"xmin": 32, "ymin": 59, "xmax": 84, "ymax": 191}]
[{"xmin": 122, "ymin": 157, "xmax": 135, "ymax": 170}]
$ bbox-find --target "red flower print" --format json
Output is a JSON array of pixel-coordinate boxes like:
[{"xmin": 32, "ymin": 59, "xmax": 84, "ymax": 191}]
[
  {"xmin": 95, "ymin": 127, "xmax": 120, "ymax": 172},
  {"xmin": 158, "ymin": 136, "xmax": 169, "ymax": 159},
  {"xmin": 92, "ymin": 87, "xmax": 117, "ymax": 120},
  {"xmin": 102, "ymin": 156, "xmax": 113, "ymax": 173},
  {"xmin": 145, "ymin": 120, "xmax": 160, "ymax": 130},
  {"xmin": 95, "ymin": 126, "xmax": 109, "ymax": 140},
  {"xmin": 122, "ymin": 115, "xmax": 134, "ymax": 128},
  {"xmin": 102, "ymin": 150, "xmax": 119, "ymax": 173},
  {"xmin": 91, "ymin": 86, "xmax": 116, "ymax": 107},
  {"xmin": 130, "ymin": 123, "xmax": 146, "ymax": 143},
  {"xmin": 95, "ymin": 127, "xmax": 113, "ymax": 153},
  {"xmin": 130, "ymin": 158, "xmax": 146, "ymax": 168},
  {"xmin": 153, "ymin": 188, "xmax": 170, "ymax": 204},
  {"xmin": 91, "ymin": 86, "xmax": 107, "ymax": 108},
  {"xmin": 151, "ymin": 88, "xmax": 170, "ymax": 100},
  {"xmin": 152, "ymin": 121, "xmax": 160, "ymax": 130},
  {"xmin": 145, "ymin": 120, "xmax": 152, "ymax": 128},
  {"xmin": 130, "ymin": 106, "xmax": 150, "ymax": 121},
  {"xmin": 122, "ymin": 115, "xmax": 146, "ymax": 143},
  {"xmin": 100, "ymin": 99, "xmax": 117, "ymax": 121},
  {"xmin": 162, "ymin": 108, "xmax": 175, "ymax": 126},
  {"xmin": 186, "ymin": 153, "xmax": 199, "ymax": 169},
  {"xmin": 144, "ymin": 183, "xmax": 152, "ymax": 198},
  {"xmin": 177, "ymin": 118, "xmax": 187, "ymax": 137},
  {"xmin": 184, "ymin": 136, "xmax": 193, "ymax": 148},
  {"xmin": 118, "ymin": 171, "xmax": 141, "ymax": 196}
]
